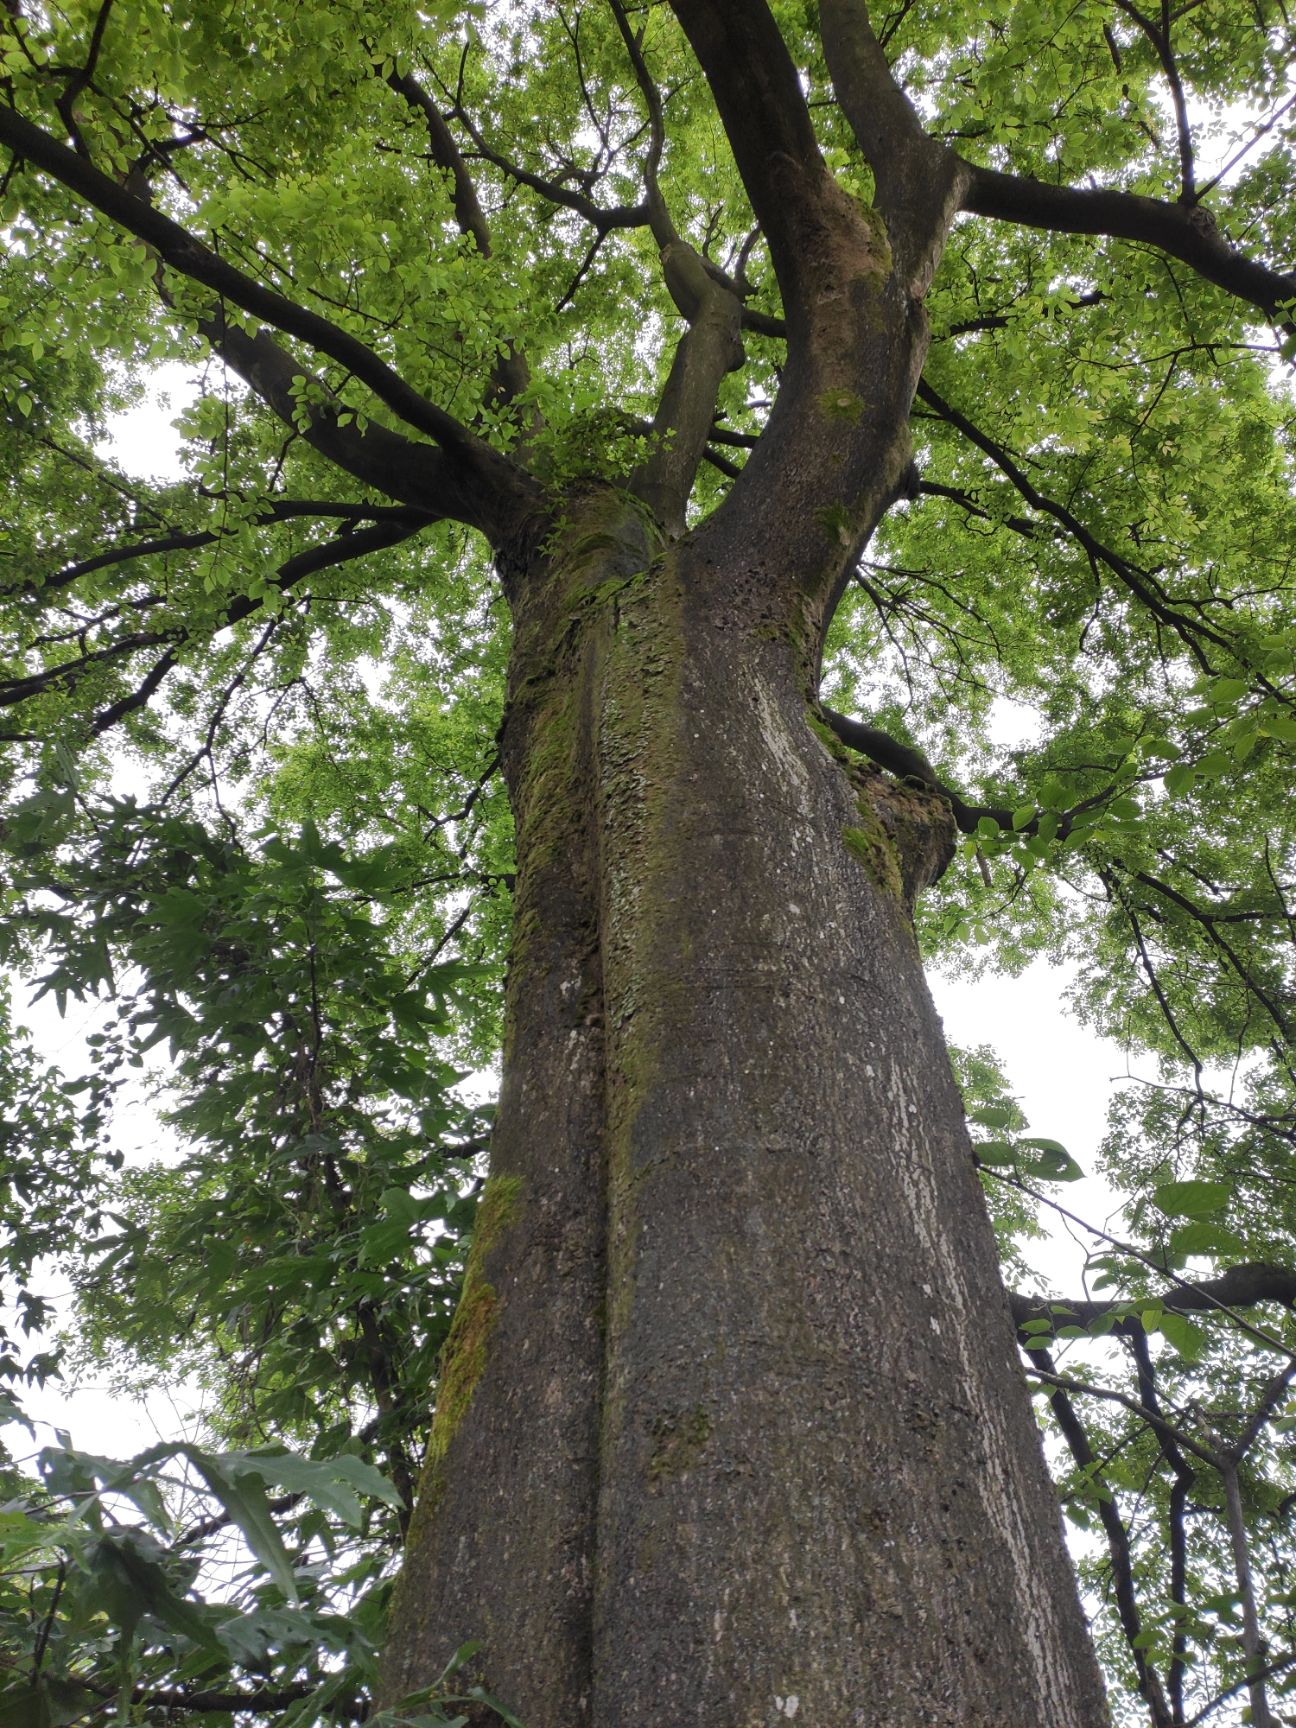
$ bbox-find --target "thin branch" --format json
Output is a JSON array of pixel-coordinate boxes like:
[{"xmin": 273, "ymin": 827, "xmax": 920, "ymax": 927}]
[
  {"xmin": 1025, "ymin": 1361, "xmax": 1217, "ymax": 1466},
  {"xmin": 1113, "ymin": 0, "xmax": 1196, "ymax": 200},
  {"xmin": 1185, "ymin": 1650, "xmax": 1296, "ymax": 1726},
  {"xmin": 990, "ymin": 1168, "xmax": 1296, "ymax": 1357},
  {"xmin": 4, "ymin": 519, "xmax": 424, "ymax": 736},
  {"xmin": 917, "ymin": 378, "xmax": 1239, "ymax": 672},
  {"xmin": 452, "ymin": 103, "xmax": 649, "ymax": 234},
  {"xmin": 19, "ymin": 501, "xmax": 431, "ymax": 598}
]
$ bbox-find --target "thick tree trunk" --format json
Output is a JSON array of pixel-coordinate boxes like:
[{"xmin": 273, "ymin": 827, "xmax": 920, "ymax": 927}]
[{"xmin": 381, "ymin": 491, "xmax": 1109, "ymax": 1726}]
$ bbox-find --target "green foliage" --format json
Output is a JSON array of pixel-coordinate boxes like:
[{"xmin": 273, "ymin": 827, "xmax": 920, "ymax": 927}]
[
  {"xmin": 0, "ymin": 1431, "xmax": 513, "ymax": 1728},
  {"xmin": 1, "ymin": 0, "xmax": 1295, "ymax": 1721}
]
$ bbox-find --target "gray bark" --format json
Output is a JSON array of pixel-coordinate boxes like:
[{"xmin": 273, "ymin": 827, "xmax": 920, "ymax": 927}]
[{"xmin": 379, "ymin": 489, "xmax": 1109, "ymax": 1727}]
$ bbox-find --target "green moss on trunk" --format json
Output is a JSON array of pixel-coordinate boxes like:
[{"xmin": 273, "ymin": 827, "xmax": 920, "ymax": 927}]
[
  {"xmin": 842, "ymin": 803, "xmax": 903, "ymax": 898},
  {"xmin": 411, "ymin": 1174, "xmax": 525, "ymax": 1516}
]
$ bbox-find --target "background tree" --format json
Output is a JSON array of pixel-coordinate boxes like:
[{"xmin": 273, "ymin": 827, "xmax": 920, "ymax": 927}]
[{"xmin": 2, "ymin": 1, "xmax": 1296, "ymax": 1725}]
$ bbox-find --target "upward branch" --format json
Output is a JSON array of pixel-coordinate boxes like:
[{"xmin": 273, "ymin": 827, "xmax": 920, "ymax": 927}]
[
  {"xmin": 667, "ymin": 0, "xmax": 831, "ymax": 326},
  {"xmin": 818, "ymin": 0, "xmax": 969, "ymax": 293},
  {"xmin": 608, "ymin": 0, "xmax": 744, "ymax": 533}
]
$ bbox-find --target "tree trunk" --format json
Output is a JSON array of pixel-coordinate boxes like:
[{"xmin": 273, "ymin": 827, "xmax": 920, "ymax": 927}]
[{"xmin": 380, "ymin": 489, "xmax": 1109, "ymax": 1726}]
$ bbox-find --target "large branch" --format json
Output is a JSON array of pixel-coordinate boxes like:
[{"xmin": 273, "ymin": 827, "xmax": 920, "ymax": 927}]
[
  {"xmin": 819, "ymin": 704, "xmax": 1116, "ymax": 840},
  {"xmin": 818, "ymin": 0, "xmax": 968, "ymax": 294},
  {"xmin": 961, "ymin": 165, "xmax": 1296, "ymax": 327},
  {"xmin": 0, "ymin": 103, "xmax": 528, "ymax": 505},
  {"xmin": 667, "ymin": 0, "xmax": 831, "ymax": 317},
  {"xmin": 1010, "ymin": 1262, "xmax": 1296, "ymax": 1335},
  {"xmin": 200, "ymin": 311, "xmax": 488, "ymax": 521}
]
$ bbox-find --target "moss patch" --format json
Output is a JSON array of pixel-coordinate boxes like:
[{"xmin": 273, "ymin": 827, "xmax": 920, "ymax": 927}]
[
  {"xmin": 806, "ymin": 711, "xmax": 853, "ymax": 766},
  {"xmin": 816, "ymin": 500, "xmax": 856, "ymax": 548},
  {"xmin": 647, "ymin": 1404, "xmax": 712, "ymax": 1481},
  {"xmin": 855, "ymin": 199, "xmax": 894, "ymax": 279},
  {"xmin": 424, "ymin": 1281, "xmax": 499, "ymax": 1480},
  {"xmin": 818, "ymin": 389, "xmax": 867, "ymax": 425},
  {"xmin": 843, "ymin": 804, "xmax": 903, "ymax": 899},
  {"xmin": 418, "ymin": 1175, "xmax": 525, "ymax": 1505}
]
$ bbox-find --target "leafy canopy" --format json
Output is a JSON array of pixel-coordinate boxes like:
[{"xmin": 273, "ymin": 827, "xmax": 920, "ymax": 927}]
[{"xmin": 1, "ymin": 0, "xmax": 1296, "ymax": 1725}]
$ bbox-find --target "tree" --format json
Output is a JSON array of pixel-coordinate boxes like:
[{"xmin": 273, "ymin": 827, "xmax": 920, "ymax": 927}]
[{"xmin": 2, "ymin": 0, "xmax": 1295, "ymax": 1724}]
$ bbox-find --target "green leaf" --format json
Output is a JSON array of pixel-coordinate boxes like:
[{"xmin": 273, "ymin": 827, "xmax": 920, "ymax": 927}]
[
  {"xmin": 968, "ymin": 1103, "xmax": 1017, "ymax": 1129},
  {"xmin": 974, "ymin": 1140, "xmax": 1018, "ymax": 1166},
  {"xmin": 1197, "ymin": 749, "xmax": 1232, "ymax": 779},
  {"xmin": 1016, "ymin": 1138, "xmax": 1085, "ymax": 1182},
  {"xmin": 1168, "ymin": 1220, "xmax": 1245, "ymax": 1258},
  {"xmin": 185, "ymin": 1451, "xmax": 300, "ymax": 1604},
  {"xmin": 1155, "ymin": 1311, "xmax": 1207, "ymax": 1363},
  {"xmin": 236, "ymin": 1448, "xmax": 405, "ymax": 1524},
  {"xmin": 1152, "ymin": 1180, "xmax": 1232, "ymax": 1220}
]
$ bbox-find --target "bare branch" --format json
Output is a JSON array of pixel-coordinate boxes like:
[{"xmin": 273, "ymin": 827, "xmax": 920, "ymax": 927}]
[{"xmin": 451, "ymin": 102, "xmax": 650, "ymax": 234}]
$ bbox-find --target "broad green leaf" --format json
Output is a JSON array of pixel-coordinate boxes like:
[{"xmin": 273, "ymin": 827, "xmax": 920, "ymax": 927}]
[{"xmin": 1152, "ymin": 1181, "xmax": 1232, "ymax": 1220}]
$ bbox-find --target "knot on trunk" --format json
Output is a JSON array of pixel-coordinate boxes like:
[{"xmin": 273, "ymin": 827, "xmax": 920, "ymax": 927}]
[{"xmin": 852, "ymin": 765, "xmax": 957, "ymax": 907}]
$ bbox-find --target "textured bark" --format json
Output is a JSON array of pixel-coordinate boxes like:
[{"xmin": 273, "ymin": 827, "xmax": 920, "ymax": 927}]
[{"xmin": 380, "ymin": 487, "xmax": 1109, "ymax": 1726}]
